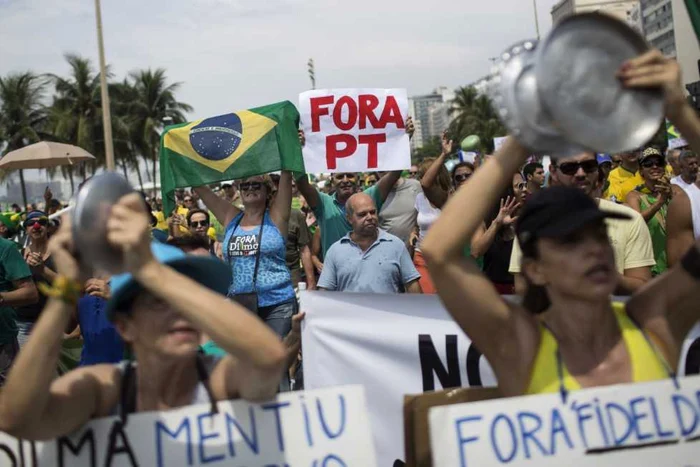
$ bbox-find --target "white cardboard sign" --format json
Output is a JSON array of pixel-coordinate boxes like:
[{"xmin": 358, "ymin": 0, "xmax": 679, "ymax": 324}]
[
  {"xmin": 0, "ymin": 385, "xmax": 376, "ymax": 466},
  {"xmin": 430, "ymin": 376, "xmax": 700, "ymax": 466},
  {"xmin": 298, "ymin": 89, "xmax": 410, "ymax": 173}
]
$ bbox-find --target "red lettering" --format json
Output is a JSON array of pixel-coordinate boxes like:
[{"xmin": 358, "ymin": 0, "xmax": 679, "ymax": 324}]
[
  {"xmin": 310, "ymin": 96, "xmax": 334, "ymax": 132},
  {"xmin": 378, "ymin": 96, "xmax": 404, "ymax": 129},
  {"xmin": 332, "ymin": 96, "xmax": 357, "ymax": 131},
  {"xmin": 326, "ymin": 134, "xmax": 357, "ymax": 170},
  {"xmin": 359, "ymin": 134, "xmax": 386, "ymax": 169},
  {"xmin": 358, "ymin": 95, "xmax": 380, "ymax": 130}
]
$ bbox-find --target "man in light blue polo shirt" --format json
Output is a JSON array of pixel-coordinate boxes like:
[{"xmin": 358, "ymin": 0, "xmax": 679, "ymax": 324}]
[{"xmin": 318, "ymin": 193, "xmax": 422, "ymax": 294}]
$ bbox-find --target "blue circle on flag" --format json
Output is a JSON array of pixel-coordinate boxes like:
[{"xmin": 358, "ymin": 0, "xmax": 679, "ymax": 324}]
[{"xmin": 189, "ymin": 114, "xmax": 243, "ymax": 161}]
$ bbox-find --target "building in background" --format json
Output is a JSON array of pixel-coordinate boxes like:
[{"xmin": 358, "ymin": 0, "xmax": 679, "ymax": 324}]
[
  {"xmin": 408, "ymin": 87, "xmax": 455, "ymax": 149},
  {"xmin": 640, "ymin": 0, "xmax": 700, "ymax": 87},
  {"xmin": 551, "ymin": 0, "xmax": 642, "ymax": 29}
]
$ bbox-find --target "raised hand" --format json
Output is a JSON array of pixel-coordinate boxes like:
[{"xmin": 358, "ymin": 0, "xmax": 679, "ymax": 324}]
[
  {"xmin": 441, "ymin": 130, "xmax": 454, "ymax": 156},
  {"xmin": 405, "ymin": 117, "xmax": 415, "ymax": 139},
  {"xmin": 47, "ymin": 218, "xmax": 80, "ymax": 282},
  {"xmin": 618, "ymin": 49, "xmax": 686, "ymax": 118},
  {"xmin": 495, "ymin": 196, "xmax": 520, "ymax": 226},
  {"xmin": 84, "ymin": 278, "xmax": 110, "ymax": 300},
  {"xmin": 106, "ymin": 193, "xmax": 155, "ymax": 276}
]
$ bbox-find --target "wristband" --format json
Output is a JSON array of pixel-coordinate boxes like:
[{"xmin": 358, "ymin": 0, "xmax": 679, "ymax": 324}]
[
  {"xmin": 38, "ymin": 275, "xmax": 82, "ymax": 306},
  {"xmin": 681, "ymin": 246, "xmax": 700, "ymax": 280}
]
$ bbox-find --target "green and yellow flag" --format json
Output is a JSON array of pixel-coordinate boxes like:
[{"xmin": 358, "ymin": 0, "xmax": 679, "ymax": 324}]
[{"xmin": 160, "ymin": 100, "xmax": 304, "ymax": 214}]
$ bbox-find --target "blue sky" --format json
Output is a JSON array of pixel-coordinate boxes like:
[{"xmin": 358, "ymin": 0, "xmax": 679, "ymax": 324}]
[{"xmin": 0, "ymin": 0, "xmax": 559, "ymax": 188}]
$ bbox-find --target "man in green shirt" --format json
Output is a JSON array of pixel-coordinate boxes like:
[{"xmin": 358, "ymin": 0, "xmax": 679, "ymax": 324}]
[{"xmin": 0, "ymin": 236, "xmax": 38, "ymax": 385}]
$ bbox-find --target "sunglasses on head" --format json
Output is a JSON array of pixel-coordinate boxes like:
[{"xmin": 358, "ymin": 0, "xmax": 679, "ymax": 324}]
[
  {"xmin": 190, "ymin": 220, "xmax": 209, "ymax": 228},
  {"xmin": 558, "ymin": 159, "xmax": 599, "ymax": 176},
  {"xmin": 334, "ymin": 173, "xmax": 356, "ymax": 181},
  {"xmin": 454, "ymin": 173, "xmax": 472, "ymax": 182},
  {"xmin": 641, "ymin": 158, "xmax": 665, "ymax": 169},
  {"xmin": 239, "ymin": 182, "xmax": 263, "ymax": 191},
  {"xmin": 26, "ymin": 218, "xmax": 48, "ymax": 228}
]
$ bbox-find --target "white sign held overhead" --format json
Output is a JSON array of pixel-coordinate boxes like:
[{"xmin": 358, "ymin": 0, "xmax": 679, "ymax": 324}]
[
  {"xmin": 0, "ymin": 385, "xmax": 376, "ymax": 466},
  {"xmin": 430, "ymin": 376, "xmax": 700, "ymax": 466},
  {"xmin": 299, "ymin": 89, "xmax": 410, "ymax": 173}
]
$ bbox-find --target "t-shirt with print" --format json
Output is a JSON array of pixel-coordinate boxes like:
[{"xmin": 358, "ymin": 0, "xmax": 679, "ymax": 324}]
[
  {"xmin": 0, "ymin": 237, "xmax": 32, "ymax": 344},
  {"xmin": 313, "ymin": 185, "xmax": 384, "ymax": 257},
  {"xmin": 509, "ymin": 198, "xmax": 655, "ymax": 274},
  {"xmin": 223, "ymin": 212, "xmax": 295, "ymax": 307},
  {"xmin": 286, "ymin": 209, "xmax": 311, "ymax": 271},
  {"xmin": 379, "ymin": 178, "xmax": 422, "ymax": 243}
]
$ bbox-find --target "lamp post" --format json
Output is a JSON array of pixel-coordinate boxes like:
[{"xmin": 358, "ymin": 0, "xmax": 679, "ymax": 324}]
[
  {"xmin": 533, "ymin": 0, "xmax": 541, "ymax": 40},
  {"xmin": 94, "ymin": 0, "xmax": 115, "ymax": 171}
]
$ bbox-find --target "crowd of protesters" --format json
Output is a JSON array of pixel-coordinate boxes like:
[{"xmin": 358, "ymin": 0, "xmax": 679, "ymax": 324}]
[{"xmin": 0, "ymin": 48, "xmax": 700, "ymax": 442}]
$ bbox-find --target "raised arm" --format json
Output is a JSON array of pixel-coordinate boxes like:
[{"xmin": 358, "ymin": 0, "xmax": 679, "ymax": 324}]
[
  {"xmin": 625, "ymin": 189, "xmax": 669, "ymax": 223},
  {"xmin": 420, "ymin": 132, "xmax": 452, "ymax": 208},
  {"xmin": 376, "ymin": 171, "xmax": 402, "ymax": 203},
  {"xmin": 0, "ymin": 226, "xmax": 114, "ymax": 440},
  {"xmin": 471, "ymin": 196, "xmax": 519, "ymax": 257},
  {"xmin": 194, "ymin": 185, "xmax": 241, "ymax": 227},
  {"xmin": 667, "ymin": 189, "xmax": 694, "ymax": 267},
  {"xmin": 269, "ymin": 171, "xmax": 293, "ymax": 238},
  {"xmin": 110, "ymin": 194, "xmax": 286, "ymax": 401},
  {"xmin": 421, "ymin": 138, "xmax": 538, "ymax": 394}
]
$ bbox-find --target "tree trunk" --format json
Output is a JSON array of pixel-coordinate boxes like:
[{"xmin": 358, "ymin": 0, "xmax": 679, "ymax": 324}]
[
  {"xmin": 68, "ymin": 171, "xmax": 75, "ymax": 195},
  {"xmin": 136, "ymin": 165, "xmax": 144, "ymax": 192},
  {"xmin": 120, "ymin": 158, "xmax": 128, "ymax": 179},
  {"xmin": 18, "ymin": 170, "xmax": 28, "ymax": 211}
]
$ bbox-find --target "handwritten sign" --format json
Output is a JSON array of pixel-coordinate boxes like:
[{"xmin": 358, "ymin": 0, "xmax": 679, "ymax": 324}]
[
  {"xmin": 0, "ymin": 385, "xmax": 376, "ymax": 466},
  {"xmin": 429, "ymin": 376, "xmax": 700, "ymax": 466},
  {"xmin": 299, "ymin": 89, "xmax": 410, "ymax": 173}
]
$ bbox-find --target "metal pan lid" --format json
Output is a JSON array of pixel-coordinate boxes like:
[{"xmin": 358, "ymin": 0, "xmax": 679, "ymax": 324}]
[
  {"xmin": 535, "ymin": 12, "xmax": 664, "ymax": 153},
  {"xmin": 72, "ymin": 172, "xmax": 134, "ymax": 275},
  {"xmin": 488, "ymin": 40, "xmax": 588, "ymax": 157}
]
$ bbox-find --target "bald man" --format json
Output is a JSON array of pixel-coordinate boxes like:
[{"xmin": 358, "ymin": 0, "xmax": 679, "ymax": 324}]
[{"xmin": 317, "ymin": 193, "xmax": 422, "ymax": 293}]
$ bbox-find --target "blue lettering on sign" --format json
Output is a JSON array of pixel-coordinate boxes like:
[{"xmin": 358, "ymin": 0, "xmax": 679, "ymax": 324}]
[
  {"xmin": 628, "ymin": 397, "xmax": 654, "ymax": 442},
  {"xmin": 571, "ymin": 401, "xmax": 593, "ymax": 449},
  {"xmin": 592, "ymin": 398, "xmax": 610, "ymax": 446},
  {"xmin": 317, "ymin": 395, "xmax": 346, "ymax": 439},
  {"xmin": 672, "ymin": 394, "xmax": 699, "ymax": 436},
  {"xmin": 300, "ymin": 395, "xmax": 314, "ymax": 447},
  {"xmin": 225, "ymin": 407, "xmax": 259, "ymax": 456},
  {"xmin": 490, "ymin": 414, "xmax": 518, "ymax": 463},
  {"xmin": 549, "ymin": 408, "xmax": 573, "ymax": 455},
  {"xmin": 155, "ymin": 417, "xmax": 193, "ymax": 467},
  {"xmin": 517, "ymin": 411, "xmax": 548, "ymax": 458},
  {"xmin": 262, "ymin": 401, "xmax": 292, "ymax": 452},
  {"xmin": 197, "ymin": 412, "xmax": 225, "ymax": 464},
  {"xmin": 605, "ymin": 402, "xmax": 634, "ymax": 446},
  {"xmin": 649, "ymin": 396, "xmax": 675, "ymax": 439},
  {"xmin": 454, "ymin": 415, "xmax": 481, "ymax": 467},
  {"xmin": 320, "ymin": 454, "xmax": 348, "ymax": 466}
]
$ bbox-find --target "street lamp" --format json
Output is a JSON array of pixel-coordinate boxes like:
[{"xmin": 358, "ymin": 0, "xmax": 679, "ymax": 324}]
[{"xmin": 533, "ymin": 0, "xmax": 541, "ymax": 40}]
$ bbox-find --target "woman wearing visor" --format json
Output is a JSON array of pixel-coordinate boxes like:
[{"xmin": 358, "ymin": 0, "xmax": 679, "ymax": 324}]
[
  {"xmin": 0, "ymin": 193, "xmax": 286, "ymax": 440},
  {"xmin": 422, "ymin": 50, "xmax": 700, "ymax": 397}
]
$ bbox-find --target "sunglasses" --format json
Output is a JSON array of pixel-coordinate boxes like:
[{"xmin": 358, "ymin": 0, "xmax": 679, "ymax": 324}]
[
  {"xmin": 334, "ymin": 173, "xmax": 356, "ymax": 181},
  {"xmin": 26, "ymin": 218, "xmax": 48, "ymax": 228},
  {"xmin": 641, "ymin": 158, "xmax": 665, "ymax": 169},
  {"xmin": 190, "ymin": 220, "xmax": 209, "ymax": 228},
  {"xmin": 183, "ymin": 198, "xmax": 193, "ymax": 203},
  {"xmin": 239, "ymin": 182, "xmax": 263, "ymax": 191},
  {"xmin": 558, "ymin": 160, "xmax": 599, "ymax": 176},
  {"xmin": 454, "ymin": 173, "xmax": 472, "ymax": 182},
  {"xmin": 409, "ymin": 171, "xmax": 418, "ymax": 176}
]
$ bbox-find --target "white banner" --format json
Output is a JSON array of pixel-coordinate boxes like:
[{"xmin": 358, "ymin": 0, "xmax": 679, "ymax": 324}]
[
  {"xmin": 430, "ymin": 375, "xmax": 700, "ymax": 466},
  {"xmin": 300, "ymin": 292, "xmax": 700, "ymax": 467},
  {"xmin": 298, "ymin": 89, "xmax": 410, "ymax": 174},
  {"xmin": 301, "ymin": 292, "xmax": 497, "ymax": 467},
  {"xmin": 0, "ymin": 385, "xmax": 375, "ymax": 466}
]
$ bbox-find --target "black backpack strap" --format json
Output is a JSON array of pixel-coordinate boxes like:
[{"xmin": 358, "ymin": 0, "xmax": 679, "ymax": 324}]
[
  {"xmin": 119, "ymin": 361, "xmax": 137, "ymax": 426},
  {"xmin": 196, "ymin": 353, "xmax": 219, "ymax": 415}
]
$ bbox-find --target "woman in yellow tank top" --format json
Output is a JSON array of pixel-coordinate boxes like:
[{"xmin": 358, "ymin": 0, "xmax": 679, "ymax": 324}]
[{"xmin": 422, "ymin": 50, "xmax": 700, "ymax": 397}]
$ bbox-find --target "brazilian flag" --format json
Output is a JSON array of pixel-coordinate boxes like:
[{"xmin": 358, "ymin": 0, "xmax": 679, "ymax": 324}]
[
  {"xmin": 687, "ymin": 0, "xmax": 700, "ymax": 43},
  {"xmin": 160, "ymin": 100, "xmax": 304, "ymax": 214}
]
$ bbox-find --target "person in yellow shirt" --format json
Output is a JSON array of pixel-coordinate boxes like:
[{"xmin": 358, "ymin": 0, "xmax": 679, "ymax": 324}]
[{"xmin": 604, "ymin": 149, "xmax": 643, "ymax": 202}]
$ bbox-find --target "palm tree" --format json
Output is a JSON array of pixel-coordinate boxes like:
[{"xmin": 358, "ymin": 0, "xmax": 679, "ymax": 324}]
[
  {"xmin": 0, "ymin": 72, "xmax": 48, "ymax": 207},
  {"xmin": 110, "ymin": 80, "xmax": 145, "ymax": 189},
  {"xmin": 48, "ymin": 54, "xmax": 106, "ymax": 190},
  {"xmin": 129, "ymin": 69, "xmax": 192, "ymax": 189},
  {"xmin": 448, "ymin": 86, "xmax": 507, "ymax": 153}
]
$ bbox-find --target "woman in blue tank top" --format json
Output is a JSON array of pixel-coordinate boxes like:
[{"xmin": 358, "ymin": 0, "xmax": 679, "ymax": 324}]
[{"xmin": 195, "ymin": 172, "xmax": 296, "ymax": 340}]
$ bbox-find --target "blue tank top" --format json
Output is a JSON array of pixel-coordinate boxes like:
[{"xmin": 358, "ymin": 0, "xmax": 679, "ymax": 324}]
[
  {"xmin": 78, "ymin": 295, "xmax": 125, "ymax": 366},
  {"xmin": 223, "ymin": 211, "xmax": 294, "ymax": 307}
]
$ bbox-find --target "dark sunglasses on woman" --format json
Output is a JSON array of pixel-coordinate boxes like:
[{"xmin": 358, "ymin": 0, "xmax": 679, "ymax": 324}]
[
  {"xmin": 558, "ymin": 159, "xmax": 599, "ymax": 176},
  {"xmin": 454, "ymin": 173, "xmax": 472, "ymax": 183},
  {"xmin": 640, "ymin": 158, "xmax": 665, "ymax": 169},
  {"xmin": 239, "ymin": 182, "xmax": 262, "ymax": 191},
  {"xmin": 25, "ymin": 218, "xmax": 48, "ymax": 229}
]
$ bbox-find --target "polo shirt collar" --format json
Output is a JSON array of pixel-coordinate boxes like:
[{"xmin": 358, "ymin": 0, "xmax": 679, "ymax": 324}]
[{"xmin": 340, "ymin": 229, "xmax": 392, "ymax": 244}]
